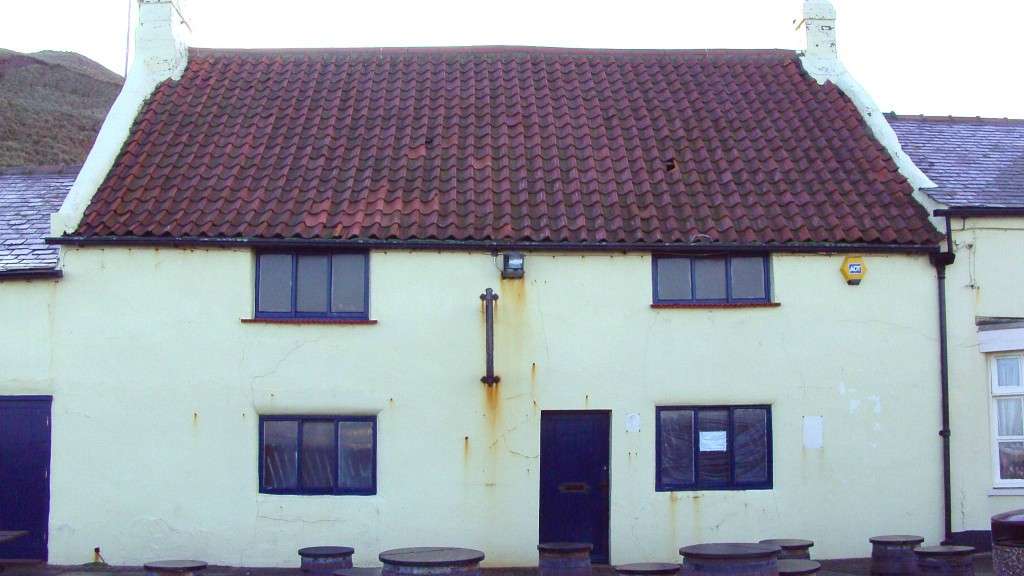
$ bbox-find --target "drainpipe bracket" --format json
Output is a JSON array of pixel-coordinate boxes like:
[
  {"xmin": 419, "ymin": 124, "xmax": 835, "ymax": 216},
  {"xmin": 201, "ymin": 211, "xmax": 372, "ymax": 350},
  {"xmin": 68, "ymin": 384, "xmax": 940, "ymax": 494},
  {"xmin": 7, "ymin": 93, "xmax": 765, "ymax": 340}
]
[{"xmin": 930, "ymin": 252, "xmax": 956, "ymax": 267}]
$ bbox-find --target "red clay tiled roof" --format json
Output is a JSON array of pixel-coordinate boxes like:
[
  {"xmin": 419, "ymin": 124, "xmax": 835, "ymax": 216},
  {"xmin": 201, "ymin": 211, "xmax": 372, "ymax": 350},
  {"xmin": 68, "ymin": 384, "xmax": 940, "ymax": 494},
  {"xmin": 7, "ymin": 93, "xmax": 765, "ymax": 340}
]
[{"xmin": 76, "ymin": 46, "xmax": 940, "ymax": 246}]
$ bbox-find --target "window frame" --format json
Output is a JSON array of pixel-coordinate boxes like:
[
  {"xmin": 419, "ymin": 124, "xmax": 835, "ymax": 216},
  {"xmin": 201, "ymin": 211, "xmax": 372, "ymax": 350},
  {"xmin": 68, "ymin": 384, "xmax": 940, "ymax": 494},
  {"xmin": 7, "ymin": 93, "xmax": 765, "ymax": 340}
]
[
  {"xmin": 652, "ymin": 254, "xmax": 772, "ymax": 305},
  {"xmin": 258, "ymin": 414, "xmax": 378, "ymax": 496},
  {"xmin": 655, "ymin": 404, "xmax": 773, "ymax": 492},
  {"xmin": 254, "ymin": 251, "xmax": 370, "ymax": 320},
  {"xmin": 991, "ymin": 352, "xmax": 1024, "ymax": 487}
]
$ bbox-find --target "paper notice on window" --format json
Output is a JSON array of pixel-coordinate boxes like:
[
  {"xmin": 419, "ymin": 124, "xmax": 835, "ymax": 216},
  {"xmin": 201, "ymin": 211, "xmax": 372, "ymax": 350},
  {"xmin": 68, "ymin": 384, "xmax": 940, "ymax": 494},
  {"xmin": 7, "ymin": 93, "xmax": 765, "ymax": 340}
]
[{"xmin": 698, "ymin": 430, "xmax": 727, "ymax": 452}]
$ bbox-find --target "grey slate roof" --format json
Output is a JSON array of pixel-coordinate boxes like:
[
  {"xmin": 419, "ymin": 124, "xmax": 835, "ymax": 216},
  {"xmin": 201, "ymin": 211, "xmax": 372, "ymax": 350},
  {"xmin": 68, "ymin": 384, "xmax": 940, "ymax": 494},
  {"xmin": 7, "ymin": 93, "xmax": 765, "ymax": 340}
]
[
  {"xmin": 889, "ymin": 115, "xmax": 1024, "ymax": 208},
  {"xmin": 0, "ymin": 166, "xmax": 76, "ymax": 274}
]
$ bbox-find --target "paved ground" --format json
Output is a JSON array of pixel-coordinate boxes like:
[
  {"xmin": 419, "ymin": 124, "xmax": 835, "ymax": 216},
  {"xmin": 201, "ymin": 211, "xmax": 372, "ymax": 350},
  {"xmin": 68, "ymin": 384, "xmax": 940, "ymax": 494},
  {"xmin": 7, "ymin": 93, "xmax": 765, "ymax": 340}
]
[{"xmin": 0, "ymin": 555, "xmax": 997, "ymax": 576}]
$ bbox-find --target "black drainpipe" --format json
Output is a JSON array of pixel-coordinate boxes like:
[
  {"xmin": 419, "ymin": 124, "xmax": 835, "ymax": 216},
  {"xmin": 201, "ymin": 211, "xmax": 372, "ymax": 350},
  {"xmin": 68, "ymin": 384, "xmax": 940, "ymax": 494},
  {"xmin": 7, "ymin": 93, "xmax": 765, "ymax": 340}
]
[{"xmin": 930, "ymin": 214, "xmax": 955, "ymax": 544}]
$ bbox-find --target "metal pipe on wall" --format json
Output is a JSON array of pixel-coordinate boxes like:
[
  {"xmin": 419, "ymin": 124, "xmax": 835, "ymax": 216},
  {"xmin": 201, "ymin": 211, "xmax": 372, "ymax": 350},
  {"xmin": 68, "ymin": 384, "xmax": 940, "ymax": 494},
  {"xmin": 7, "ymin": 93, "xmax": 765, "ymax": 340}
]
[
  {"xmin": 931, "ymin": 214, "xmax": 956, "ymax": 544},
  {"xmin": 480, "ymin": 288, "xmax": 500, "ymax": 385}
]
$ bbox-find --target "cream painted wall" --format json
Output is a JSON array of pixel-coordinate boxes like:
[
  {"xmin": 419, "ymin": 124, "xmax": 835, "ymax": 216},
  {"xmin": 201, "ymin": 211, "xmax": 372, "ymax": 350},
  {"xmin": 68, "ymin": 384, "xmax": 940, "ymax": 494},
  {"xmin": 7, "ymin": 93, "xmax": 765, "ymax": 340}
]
[
  {"xmin": 945, "ymin": 217, "xmax": 1024, "ymax": 533},
  {"xmin": 1, "ymin": 247, "xmax": 945, "ymax": 566},
  {"xmin": 0, "ymin": 278, "xmax": 58, "ymax": 394}
]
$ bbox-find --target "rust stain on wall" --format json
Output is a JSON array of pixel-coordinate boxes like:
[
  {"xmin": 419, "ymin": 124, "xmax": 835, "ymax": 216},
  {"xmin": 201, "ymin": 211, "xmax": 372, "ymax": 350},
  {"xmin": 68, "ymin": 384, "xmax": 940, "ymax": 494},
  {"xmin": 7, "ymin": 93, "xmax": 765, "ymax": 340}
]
[
  {"xmin": 530, "ymin": 362, "xmax": 539, "ymax": 404},
  {"xmin": 690, "ymin": 494, "xmax": 703, "ymax": 540},
  {"xmin": 484, "ymin": 383, "xmax": 502, "ymax": 429},
  {"xmin": 668, "ymin": 491, "xmax": 679, "ymax": 545},
  {"xmin": 500, "ymin": 277, "xmax": 527, "ymax": 309}
]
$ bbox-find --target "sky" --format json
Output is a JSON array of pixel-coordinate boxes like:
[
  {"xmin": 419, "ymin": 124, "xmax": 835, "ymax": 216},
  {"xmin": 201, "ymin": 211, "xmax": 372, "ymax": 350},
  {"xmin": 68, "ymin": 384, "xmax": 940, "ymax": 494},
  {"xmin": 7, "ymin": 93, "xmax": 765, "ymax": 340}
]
[{"xmin": 2, "ymin": 0, "xmax": 1023, "ymax": 118}]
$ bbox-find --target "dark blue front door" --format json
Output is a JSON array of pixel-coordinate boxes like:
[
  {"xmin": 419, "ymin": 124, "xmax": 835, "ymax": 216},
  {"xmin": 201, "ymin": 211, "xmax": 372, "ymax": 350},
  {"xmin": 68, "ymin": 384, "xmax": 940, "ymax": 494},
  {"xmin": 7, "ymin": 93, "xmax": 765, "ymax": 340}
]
[
  {"xmin": 539, "ymin": 411, "xmax": 610, "ymax": 563},
  {"xmin": 0, "ymin": 396, "xmax": 51, "ymax": 561}
]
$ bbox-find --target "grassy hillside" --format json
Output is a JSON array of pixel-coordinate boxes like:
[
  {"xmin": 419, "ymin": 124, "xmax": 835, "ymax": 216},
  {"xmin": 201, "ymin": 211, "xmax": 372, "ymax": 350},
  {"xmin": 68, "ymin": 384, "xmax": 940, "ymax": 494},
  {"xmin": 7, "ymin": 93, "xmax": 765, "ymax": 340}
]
[{"xmin": 0, "ymin": 49, "xmax": 121, "ymax": 167}]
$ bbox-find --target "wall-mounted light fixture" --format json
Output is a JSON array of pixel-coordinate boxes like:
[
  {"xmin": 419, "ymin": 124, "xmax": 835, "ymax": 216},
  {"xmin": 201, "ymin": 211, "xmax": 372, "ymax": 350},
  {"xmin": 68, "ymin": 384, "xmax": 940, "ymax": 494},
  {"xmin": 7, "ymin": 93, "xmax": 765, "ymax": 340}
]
[{"xmin": 501, "ymin": 252, "xmax": 525, "ymax": 279}]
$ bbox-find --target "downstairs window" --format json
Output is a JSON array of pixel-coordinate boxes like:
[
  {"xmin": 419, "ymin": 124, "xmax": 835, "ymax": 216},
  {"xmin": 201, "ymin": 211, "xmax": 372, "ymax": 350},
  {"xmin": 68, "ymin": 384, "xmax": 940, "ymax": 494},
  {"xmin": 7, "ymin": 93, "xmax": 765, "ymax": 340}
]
[
  {"xmin": 992, "ymin": 353, "xmax": 1024, "ymax": 486},
  {"xmin": 656, "ymin": 405, "xmax": 772, "ymax": 491},
  {"xmin": 260, "ymin": 416, "xmax": 377, "ymax": 495}
]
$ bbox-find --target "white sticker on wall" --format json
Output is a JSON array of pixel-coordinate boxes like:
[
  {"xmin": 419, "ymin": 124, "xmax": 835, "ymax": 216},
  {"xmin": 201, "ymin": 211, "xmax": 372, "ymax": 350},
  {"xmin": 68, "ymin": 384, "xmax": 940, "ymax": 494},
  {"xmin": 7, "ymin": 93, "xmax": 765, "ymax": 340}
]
[
  {"xmin": 803, "ymin": 416, "xmax": 824, "ymax": 449},
  {"xmin": 625, "ymin": 413, "xmax": 641, "ymax": 432},
  {"xmin": 698, "ymin": 430, "xmax": 727, "ymax": 452}
]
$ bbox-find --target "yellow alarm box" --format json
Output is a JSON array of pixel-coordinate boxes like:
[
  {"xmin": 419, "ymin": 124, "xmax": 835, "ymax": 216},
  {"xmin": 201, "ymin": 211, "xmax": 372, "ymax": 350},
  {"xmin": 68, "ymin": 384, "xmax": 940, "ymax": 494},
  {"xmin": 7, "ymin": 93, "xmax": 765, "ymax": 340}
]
[{"xmin": 841, "ymin": 255, "xmax": 867, "ymax": 285}]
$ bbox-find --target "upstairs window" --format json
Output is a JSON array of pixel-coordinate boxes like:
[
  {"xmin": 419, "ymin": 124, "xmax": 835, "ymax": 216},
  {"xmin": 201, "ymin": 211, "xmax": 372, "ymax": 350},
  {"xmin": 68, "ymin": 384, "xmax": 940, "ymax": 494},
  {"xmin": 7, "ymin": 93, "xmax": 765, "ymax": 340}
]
[
  {"xmin": 260, "ymin": 415, "xmax": 377, "ymax": 495},
  {"xmin": 653, "ymin": 255, "xmax": 771, "ymax": 304},
  {"xmin": 256, "ymin": 252, "xmax": 369, "ymax": 319},
  {"xmin": 656, "ymin": 405, "xmax": 772, "ymax": 491}
]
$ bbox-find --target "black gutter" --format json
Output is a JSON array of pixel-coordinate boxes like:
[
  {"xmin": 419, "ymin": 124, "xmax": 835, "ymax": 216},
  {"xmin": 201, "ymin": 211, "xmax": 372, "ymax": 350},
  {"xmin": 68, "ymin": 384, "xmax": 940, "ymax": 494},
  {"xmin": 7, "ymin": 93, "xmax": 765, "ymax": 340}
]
[
  {"xmin": 0, "ymin": 268, "xmax": 63, "ymax": 280},
  {"xmin": 930, "ymin": 213, "xmax": 955, "ymax": 544},
  {"xmin": 934, "ymin": 207, "xmax": 1024, "ymax": 217},
  {"xmin": 46, "ymin": 235, "xmax": 941, "ymax": 254}
]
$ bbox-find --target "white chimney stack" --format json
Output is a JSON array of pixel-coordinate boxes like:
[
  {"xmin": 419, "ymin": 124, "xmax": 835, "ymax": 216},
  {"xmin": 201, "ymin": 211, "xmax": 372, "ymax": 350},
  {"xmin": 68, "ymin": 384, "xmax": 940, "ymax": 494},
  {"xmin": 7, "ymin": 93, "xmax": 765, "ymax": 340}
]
[
  {"xmin": 798, "ymin": 0, "xmax": 840, "ymax": 80},
  {"xmin": 802, "ymin": 0, "xmax": 837, "ymax": 60},
  {"xmin": 133, "ymin": 0, "xmax": 190, "ymax": 81},
  {"xmin": 50, "ymin": 0, "xmax": 191, "ymax": 236}
]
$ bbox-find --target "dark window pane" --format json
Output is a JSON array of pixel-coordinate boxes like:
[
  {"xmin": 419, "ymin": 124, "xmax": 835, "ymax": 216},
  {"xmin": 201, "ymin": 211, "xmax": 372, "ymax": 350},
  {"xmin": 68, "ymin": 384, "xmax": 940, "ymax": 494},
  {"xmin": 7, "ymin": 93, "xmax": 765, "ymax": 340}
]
[
  {"xmin": 300, "ymin": 421, "xmax": 336, "ymax": 489},
  {"xmin": 693, "ymin": 258, "xmax": 727, "ymax": 300},
  {"xmin": 332, "ymin": 254, "xmax": 367, "ymax": 313},
  {"xmin": 731, "ymin": 257, "xmax": 767, "ymax": 300},
  {"xmin": 733, "ymin": 408, "xmax": 769, "ymax": 483},
  {"xmin": 262, "ymin": 420, "xmax": 298, "ymax": 489},
  {"xmin": 296, "ymin": 255, "xmax": 329, "ymax": 313},
  {"xmin": 657, "ymin": 258, "xmax": 692, "ymax": 301},
  {"xmin": 697, "ymin": 409, "xmax": 730, "ymax": 485},
  {"xmin": 659, "ymin": 409, "xmax": 694, "ymax": 486},
  {"xmin": 1000, "ymin": 441, "xmax": 1024, "ymax": 480},
  {"xmin": 339, "ymin": 421, "xmax": 375, "ymax": 491},
  {"xmin": 258, "ymin": 254, "xmax": 293, "ymax": 312}
]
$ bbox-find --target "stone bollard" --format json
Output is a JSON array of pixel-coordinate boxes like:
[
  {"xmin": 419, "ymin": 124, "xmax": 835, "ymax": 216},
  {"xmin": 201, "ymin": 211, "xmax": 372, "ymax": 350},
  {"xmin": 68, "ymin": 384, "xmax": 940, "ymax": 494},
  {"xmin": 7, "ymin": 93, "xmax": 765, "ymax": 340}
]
[
  {"xmin": 679, "ymin": 543, "xmax": 781, "ymax": 576},
  {"xmin": 538, "ymin": 543, "xmax": 593, "ymax": 576},
  {"xmin": 993, "ymin": 540, "xmax": 1024, "ymax": 576},
  {"xmin": 992, "ymin": 509, "xmax": 1024, "ymax": 576},
  {"xmin": 870, "ymin": 535, "xmax": 925, "ymax": 575},
  {"xmin": 613, "ymin": 563, "xmax": 680, "ymax": 576},
  {"xmin": 144, "ymin": 560, "xmax": 208, "ymax": 576},
  {"xmin": 300, "ymin": 547, "xmax": 355, "ymax": 575},
  {"xmin": 777, "ymin": 560, "xmax": 821, "ymax": 576},
  {"xmin": 380, "ymin": 547, "xmax": 485, "ymax": 576},
  {"xmin": 335, "ymin": 569, "xmax": 382, "ymax": 576},
  {"xmin": 759, "ymin": 540, "xmax": 814, "ymax": 560},
  {"xmin": 914, "ymin": 546, "xmax": 975, "ymax": 576}
]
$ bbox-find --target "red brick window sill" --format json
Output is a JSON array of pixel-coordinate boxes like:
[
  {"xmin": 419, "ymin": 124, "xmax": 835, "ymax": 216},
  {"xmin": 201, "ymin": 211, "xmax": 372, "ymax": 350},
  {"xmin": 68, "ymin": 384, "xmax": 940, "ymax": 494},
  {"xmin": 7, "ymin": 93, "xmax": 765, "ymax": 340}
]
[
  {"xmin": 241, "ymin": 318, "xmax": 379, "ymax": 325},
  {"xmin": 650, "ymin": 302, "xmax": 781, "ymax": 309}
]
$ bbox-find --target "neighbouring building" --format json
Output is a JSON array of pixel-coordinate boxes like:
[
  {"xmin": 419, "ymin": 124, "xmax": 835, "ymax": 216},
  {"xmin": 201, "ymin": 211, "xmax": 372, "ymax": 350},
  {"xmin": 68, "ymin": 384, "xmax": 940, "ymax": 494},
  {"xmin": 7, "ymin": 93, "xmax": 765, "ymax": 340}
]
[
  {"xmin": 0, "ymin": 166, "xmax": 74, "ymax": 561},
  {"xmin": 889, "ymin": 115, "xmax": 1024, "ymax": 548},
  {"xmin": 2, "ymin": 0, "xmax": 1022, "ymax": 568}
]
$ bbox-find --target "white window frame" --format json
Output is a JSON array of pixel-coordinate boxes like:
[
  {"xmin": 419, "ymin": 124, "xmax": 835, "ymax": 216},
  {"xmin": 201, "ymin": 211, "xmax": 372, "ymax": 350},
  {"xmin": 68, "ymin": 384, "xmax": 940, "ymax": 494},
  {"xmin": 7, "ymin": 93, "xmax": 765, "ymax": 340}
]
[{"xmin": 991, "ymin": 352, "xmax": 1024, "ymax": 487}]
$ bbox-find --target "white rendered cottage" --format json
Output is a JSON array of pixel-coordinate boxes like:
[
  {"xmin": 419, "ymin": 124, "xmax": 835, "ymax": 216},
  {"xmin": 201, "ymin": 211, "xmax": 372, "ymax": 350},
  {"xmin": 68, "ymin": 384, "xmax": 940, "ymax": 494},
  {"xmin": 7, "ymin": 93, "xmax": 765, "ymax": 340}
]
[{"xmin": 4, "ymin": 0, "xmax": 1021, "ymax": 568}]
